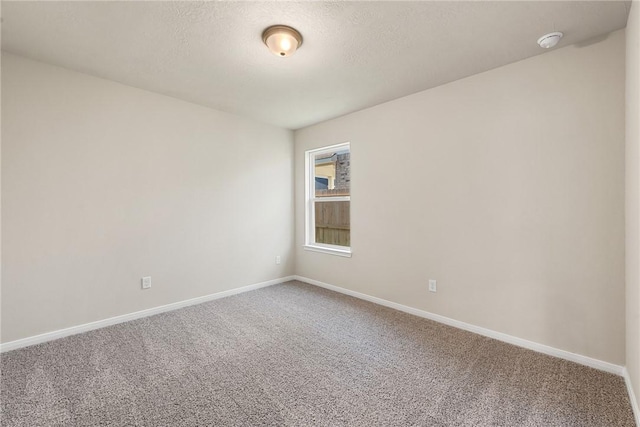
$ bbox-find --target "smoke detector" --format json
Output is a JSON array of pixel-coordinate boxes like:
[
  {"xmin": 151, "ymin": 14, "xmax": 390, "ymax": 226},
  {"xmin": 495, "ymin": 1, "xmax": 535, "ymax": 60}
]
[{"xmin": 537, "ymin": 32, "xmax": 563, "ymax": 49}]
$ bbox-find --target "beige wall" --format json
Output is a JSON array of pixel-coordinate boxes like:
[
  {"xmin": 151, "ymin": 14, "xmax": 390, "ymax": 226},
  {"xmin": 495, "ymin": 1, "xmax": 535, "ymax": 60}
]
[
  {"xmin": 295, "ymin": 30, "xmax": 626, "ymax": 364},
  {"xmin": 627, "ymin": 0, "xmax": 640, "ymax": 412},
  {"xmin": 0, "ymin": 24, "xmax": 629, "ymax": 371},
  {"xmin": 1, "ymin": 53, "xmax": 294, "ymax": 343}
]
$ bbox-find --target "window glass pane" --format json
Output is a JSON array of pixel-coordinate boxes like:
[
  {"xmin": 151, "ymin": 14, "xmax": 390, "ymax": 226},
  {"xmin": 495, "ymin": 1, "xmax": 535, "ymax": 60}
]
[
  {"xmin": 315, "ymin": 200, "xmax": 350, "ymax": 247},
  {"xmin": 314, "ymin": 149, "xmax": 350, "ymax": 197}
]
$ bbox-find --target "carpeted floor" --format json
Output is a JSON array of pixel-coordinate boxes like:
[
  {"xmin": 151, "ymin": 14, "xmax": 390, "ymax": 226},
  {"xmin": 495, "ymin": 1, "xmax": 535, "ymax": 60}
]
[{"xmin": 0, "ymin": 280, "xmax": 635, "ymax": 426}]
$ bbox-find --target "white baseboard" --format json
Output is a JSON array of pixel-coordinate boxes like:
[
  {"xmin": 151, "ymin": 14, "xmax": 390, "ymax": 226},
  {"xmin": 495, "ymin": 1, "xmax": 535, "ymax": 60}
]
[
  {"xmin": 0, "ymin": 276, "xmax": 295, "ymax": 353},
  {"xmin": 623, "ymin": 368, "xmax": 640, "ymax": 425},
  {"xmin": 293, "ymin": 275, "xmax": 625, "ymax": 376},
  {"xmin": 2, "ymin": 273, "xmax": 628, "ymax": 378}
]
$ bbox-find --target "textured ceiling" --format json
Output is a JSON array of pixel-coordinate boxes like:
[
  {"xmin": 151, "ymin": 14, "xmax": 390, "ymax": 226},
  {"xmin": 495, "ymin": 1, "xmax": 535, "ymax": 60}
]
[{"xmin": 1, "ymin": 1, "xmax": 631, "ymax": 129}]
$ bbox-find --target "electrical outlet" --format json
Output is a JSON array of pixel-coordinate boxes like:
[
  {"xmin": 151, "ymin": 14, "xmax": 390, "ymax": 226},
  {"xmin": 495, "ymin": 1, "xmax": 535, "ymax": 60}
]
[
  {"xmin": 276, "ymin": 256, "xmax": 281, "ymax": 265},
  {"xmin": 142, "ymin": 276, "xmax": 151, "ymax": 289},
  {"xmin": 429, "ymin": 279, "xmax": 437, "ymax": 293}
]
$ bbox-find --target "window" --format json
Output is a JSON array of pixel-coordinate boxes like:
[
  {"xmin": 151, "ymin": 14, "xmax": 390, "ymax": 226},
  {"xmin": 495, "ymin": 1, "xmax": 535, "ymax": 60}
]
[{"xmin": 305, "ymin": 143, "xmax": 351, "ymax": 257}]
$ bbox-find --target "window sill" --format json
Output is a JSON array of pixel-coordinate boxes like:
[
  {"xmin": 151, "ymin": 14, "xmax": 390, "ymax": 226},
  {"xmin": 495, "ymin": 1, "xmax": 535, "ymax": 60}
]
[{"xmin": 303, "ymin": 245, "xmax": 352, "ymax": 258}]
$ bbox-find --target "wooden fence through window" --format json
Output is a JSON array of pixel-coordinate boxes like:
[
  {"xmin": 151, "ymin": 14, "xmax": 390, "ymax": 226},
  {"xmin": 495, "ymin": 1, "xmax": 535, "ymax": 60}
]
[{"xmin": 315, "ymin": 189, "xmax": 350, "ymax": 246}]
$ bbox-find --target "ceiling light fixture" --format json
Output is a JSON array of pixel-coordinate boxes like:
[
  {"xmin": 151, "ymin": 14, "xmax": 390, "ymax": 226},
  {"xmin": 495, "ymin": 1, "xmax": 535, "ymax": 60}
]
[
  {"xmin": 262, "ymin": 25, "xmax": 303, "ymax": 57},
  {"xmin": 537, "ymin": 32, "xmax": 563, "ymax": 49}
]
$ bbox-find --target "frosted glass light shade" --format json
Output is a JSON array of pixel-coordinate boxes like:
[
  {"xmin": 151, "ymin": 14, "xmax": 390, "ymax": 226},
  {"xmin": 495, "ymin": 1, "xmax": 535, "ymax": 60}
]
[{"xmin": 262, "ymin": 25, "xmax": 303, "ymax": 57}]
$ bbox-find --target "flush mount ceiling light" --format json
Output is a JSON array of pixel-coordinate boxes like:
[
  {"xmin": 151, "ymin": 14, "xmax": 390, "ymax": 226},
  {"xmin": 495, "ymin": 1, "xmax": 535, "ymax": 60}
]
[
  {"xmin": 537, "ymin": 32, "xmax": 563, "ymax": 49},
  {"xmin": 262, "ymin": 25, "xmax": 303, "ymax": 57}
]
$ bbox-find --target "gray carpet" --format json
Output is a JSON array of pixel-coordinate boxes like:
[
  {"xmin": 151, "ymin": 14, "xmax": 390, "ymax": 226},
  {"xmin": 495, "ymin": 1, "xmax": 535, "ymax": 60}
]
[{"xmin": 0, "ymin": 281, "xmax": 635, "ymax": 426}]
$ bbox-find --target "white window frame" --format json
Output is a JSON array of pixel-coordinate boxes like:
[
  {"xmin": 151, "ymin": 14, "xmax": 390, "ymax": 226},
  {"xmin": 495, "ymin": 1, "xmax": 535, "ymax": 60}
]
[{"xmin": 304, "ymin": 142, "xmax": 352, "ymax": 257}]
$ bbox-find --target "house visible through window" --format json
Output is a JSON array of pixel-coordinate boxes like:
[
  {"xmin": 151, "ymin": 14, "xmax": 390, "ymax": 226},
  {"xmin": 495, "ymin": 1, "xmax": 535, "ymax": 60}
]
[{"xmin": 305, "ymin": 143, "xmax": 351, "ymax": 257}]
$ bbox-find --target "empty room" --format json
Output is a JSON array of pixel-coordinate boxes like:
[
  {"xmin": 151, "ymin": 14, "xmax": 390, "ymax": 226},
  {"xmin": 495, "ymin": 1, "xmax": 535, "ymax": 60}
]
[{"xmin": 1, "ymin": 1, "xmax": 640, "ymax": 426}]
